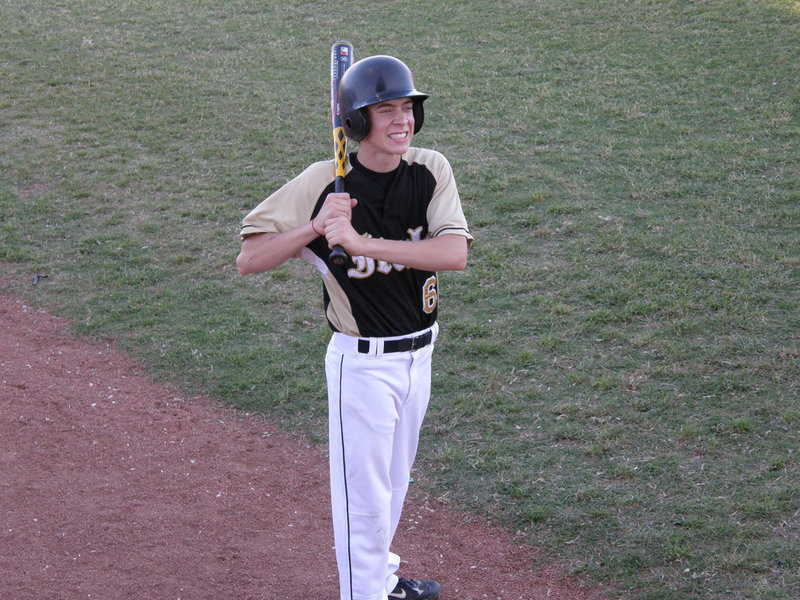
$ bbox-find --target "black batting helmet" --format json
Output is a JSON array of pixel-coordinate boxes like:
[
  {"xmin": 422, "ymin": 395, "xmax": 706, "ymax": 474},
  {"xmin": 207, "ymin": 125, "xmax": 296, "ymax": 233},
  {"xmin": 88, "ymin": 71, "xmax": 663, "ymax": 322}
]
[{"xmin": 338, "ymin": 55, "xmax": 429, "ymax": 141}]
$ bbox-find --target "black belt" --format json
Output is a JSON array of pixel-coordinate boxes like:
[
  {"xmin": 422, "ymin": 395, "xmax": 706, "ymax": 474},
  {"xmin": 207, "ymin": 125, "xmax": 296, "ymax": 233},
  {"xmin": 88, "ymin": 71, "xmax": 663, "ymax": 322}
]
[{"xmin": 357, "ymin": 330, "xmax": 433, "ymax": 354}]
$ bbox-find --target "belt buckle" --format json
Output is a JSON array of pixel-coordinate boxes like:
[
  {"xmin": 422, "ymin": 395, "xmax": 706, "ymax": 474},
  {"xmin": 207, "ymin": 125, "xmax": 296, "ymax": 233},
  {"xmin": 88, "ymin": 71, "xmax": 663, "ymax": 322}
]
[{"xmin": 410, "ymin": 332, "xmax": 428, "ymax": 352}]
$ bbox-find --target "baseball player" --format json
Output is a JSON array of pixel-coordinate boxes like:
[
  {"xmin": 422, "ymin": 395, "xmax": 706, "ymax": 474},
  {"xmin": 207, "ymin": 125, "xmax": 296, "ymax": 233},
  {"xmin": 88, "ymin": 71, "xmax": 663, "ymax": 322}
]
[{"xmin": 237, "ymin": 55, "xmax": 472, "ymax": 600}]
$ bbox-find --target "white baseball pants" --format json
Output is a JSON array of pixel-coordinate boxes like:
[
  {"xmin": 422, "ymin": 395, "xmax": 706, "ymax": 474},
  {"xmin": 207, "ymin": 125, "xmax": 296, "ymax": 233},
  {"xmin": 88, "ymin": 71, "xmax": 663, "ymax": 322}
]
[{"xmin": 325, "ymin": 324, "xmax": 438, "ymax": 600}]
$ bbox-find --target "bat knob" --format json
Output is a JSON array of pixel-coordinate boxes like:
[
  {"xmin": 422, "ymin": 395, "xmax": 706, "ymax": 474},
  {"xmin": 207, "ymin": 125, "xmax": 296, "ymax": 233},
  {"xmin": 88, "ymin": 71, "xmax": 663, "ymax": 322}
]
[{"xmin": 330, "ymin": 244, "xmax": 349, "ymax": 266}]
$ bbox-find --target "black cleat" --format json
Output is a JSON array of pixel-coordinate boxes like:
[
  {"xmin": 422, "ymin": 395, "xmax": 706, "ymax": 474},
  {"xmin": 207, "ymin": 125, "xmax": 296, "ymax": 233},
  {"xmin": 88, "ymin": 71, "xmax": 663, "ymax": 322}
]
[{"xmin": 389, "ymin": 577, "xmax": 441, "ymax": 600}]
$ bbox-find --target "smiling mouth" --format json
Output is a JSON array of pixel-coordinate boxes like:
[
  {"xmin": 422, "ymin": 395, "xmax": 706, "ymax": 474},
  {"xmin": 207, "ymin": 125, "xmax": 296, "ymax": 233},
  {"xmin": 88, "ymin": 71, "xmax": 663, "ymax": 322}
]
[{"xmin": 389, "ymin": 132, "xmax": 408, "ymax": 140}]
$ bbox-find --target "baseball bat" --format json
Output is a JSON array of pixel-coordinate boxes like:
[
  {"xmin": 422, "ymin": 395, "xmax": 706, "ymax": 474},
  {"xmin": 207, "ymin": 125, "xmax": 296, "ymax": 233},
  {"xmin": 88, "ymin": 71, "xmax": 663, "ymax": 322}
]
[{"xmin": 328, "ymin": 41, "xmax": 353, "ymax": 266}]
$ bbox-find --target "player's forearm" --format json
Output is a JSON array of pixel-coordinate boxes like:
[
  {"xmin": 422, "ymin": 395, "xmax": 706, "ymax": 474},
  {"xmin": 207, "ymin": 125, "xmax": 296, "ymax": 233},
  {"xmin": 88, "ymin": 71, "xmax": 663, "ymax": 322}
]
[
  {"xmin": 236, "ymin": 222, "xmax": 318, "ymax": 274},
  {"xmin": 354, "ymin": 234, "xmax": 468, "ymax": 272}
]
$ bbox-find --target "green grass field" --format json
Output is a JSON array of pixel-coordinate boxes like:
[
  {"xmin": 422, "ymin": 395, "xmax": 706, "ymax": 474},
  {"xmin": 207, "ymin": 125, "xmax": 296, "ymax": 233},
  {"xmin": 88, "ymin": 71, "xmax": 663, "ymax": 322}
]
[{"xmin": 2, "ymin": 1, "xmax": 798, "ymax": 598}]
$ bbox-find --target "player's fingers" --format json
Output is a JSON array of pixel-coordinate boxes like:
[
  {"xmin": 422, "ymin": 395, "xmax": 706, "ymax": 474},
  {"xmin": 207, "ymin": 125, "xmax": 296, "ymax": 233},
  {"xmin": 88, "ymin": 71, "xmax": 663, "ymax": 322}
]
[
  {"xmin": 335, "ymin": 195, "xmax": 354, "ymax": 216},
  {"xmin": 325, "ymin": 217, "xmax": 355, "ymax": 249},
  {"xmin": 325, "ymin": 192, "xmax": 351, "ymax": 205},
  {"xmin": 321, "ymin": 193, "xmax": 348, "ymax": 217},
  {"xmin": 318, "ymin": 196, "xmax": 350, "ymax": 228},
  {"xmin": 329, "ymin": 199, "xmax": 354, "ymax": 221}
]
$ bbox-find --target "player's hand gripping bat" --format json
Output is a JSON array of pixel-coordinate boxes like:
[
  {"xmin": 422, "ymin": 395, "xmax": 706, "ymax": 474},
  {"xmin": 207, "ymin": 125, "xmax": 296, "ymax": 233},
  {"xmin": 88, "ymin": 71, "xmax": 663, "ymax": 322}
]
[{"xmin": 328, "ymin": 41, "xmax": 353, "ymax": 266}]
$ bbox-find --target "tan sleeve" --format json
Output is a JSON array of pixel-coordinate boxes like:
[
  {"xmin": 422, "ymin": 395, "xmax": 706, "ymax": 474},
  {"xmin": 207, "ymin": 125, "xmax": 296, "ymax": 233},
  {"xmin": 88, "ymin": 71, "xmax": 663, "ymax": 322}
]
[
  {"xmin": 409, "ymin": 148, "xmax": 473, "ymax": 246},
  {"xmin": 240, "ymin": 160, "xmax": 335, "ymax": 240}
]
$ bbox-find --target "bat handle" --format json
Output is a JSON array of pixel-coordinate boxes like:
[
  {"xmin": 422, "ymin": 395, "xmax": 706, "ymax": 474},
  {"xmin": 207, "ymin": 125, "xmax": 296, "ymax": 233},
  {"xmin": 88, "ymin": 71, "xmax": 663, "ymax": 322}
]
[{"xmin": 329, "ymin": 176, "xmax": 349, "ymax": 266}]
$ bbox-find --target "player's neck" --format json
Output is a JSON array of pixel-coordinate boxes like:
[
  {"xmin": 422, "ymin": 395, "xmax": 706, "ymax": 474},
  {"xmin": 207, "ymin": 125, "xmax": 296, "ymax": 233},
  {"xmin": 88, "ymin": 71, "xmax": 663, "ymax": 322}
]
[{"xmin": 355, "ymin": 147, "xmax": 402, "ymax": 173}]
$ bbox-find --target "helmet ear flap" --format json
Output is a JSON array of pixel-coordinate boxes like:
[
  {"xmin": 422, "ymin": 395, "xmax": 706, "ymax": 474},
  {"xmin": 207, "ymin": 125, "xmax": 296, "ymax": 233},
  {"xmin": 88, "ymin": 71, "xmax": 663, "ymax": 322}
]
[
  {"xmin": 344, "ymin": 108, "xmax": 369, "ymax": 142},
  {"xmin": 412, "ymin": 99, "xmax": 425, "ymax": 134}
]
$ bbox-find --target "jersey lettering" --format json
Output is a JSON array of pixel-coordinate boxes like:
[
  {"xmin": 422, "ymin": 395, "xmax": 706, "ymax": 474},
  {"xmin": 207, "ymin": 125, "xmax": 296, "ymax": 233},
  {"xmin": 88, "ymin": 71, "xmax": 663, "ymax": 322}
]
[
  {"xmin": 376, "ymin": 260, "xmax": 394, "ymax": 275},
  {"xmin": 345, "ymin": 229, "xmax": 424, "ymax": 280},
  {"xmin": 348, "ymin": 254, "xmax": 408, "ymax": 279},
  {"xmin": 407, "ymin": 226, "xmax": 423, "ymax": 242}
]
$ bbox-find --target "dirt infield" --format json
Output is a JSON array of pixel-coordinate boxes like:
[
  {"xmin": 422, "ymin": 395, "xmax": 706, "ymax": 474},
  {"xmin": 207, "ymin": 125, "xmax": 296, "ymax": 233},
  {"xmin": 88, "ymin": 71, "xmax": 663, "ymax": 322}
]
[{"xmin": 0, "ymin": 293, "xmax": 604, "ymax": 600}]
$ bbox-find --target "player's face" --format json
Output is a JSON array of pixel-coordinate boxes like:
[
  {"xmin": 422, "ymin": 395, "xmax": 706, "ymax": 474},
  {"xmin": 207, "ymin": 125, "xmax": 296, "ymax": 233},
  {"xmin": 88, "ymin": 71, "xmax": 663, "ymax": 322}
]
[{"xmin": 360, "ymin": 98, "xmax": 415, "ymax": 170}]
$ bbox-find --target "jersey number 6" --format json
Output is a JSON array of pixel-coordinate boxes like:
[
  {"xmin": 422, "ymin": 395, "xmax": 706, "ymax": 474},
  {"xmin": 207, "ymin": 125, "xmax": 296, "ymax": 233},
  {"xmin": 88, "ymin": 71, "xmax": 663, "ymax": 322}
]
[{"xmin": 423, "ymin": 275, "xmax": 438, "ymax": 314}]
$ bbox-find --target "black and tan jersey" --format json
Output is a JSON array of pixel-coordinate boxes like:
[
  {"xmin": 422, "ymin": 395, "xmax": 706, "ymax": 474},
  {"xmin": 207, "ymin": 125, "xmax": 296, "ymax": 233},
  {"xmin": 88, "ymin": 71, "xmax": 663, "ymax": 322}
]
[{"xmin": 240, "ymin": 147, "xmax": 472, "ymax": 338}]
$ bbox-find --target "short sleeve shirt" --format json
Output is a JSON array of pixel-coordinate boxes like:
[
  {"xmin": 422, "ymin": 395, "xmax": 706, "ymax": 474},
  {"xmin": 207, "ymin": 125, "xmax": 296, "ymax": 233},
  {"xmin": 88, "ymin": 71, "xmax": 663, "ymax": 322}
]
[{"xmin": 240, "ymin": 147, "xmax": 472, "ymax": 338}]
